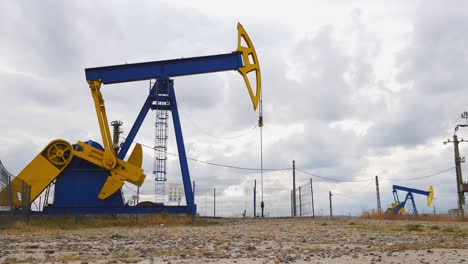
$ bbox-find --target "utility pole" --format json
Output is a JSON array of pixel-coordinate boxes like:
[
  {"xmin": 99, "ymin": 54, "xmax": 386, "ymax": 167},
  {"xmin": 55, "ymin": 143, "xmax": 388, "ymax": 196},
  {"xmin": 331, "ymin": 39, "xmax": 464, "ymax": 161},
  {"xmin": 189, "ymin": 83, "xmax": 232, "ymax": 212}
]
[
  {"xmin": 254, "ymin": 179, "xmax": 257, "ymax": 218},
  {"xmin": 136, "ymin": 186, "xmax": 140, "ymax": 223},
  {"xmin": 310, "ymin": 178, "xmax": 315, "ymax": 219},
  {"xmin": 213, "ymin": 188, "xmax": 216, "ymax": 217},
  {"xmin": 375, "ymin": 176, "xmax": 382, "ymax": 215},
  {"xmin": 299, "ymin": 186, "xmax": 302, "ymax": 217},
  {"xmin": 259, "ymin": 98, "xmax": 265, "ymax": 218},
  {"xmin": 192, "ymin": 181, "xmax": 196, "ymax": 205},
  {"xmin": 444, "ymin": 130, "xmax": 467, "ymax": 217},
  {"xmin": 292, "ymin": 160, "xmax": 296, "ymax": 217},
  {"xmin": 454, "ymin": 134, "xmax": 464, "ymax": 210},
  {"xmin": 329, "ymin": 191, "xmax": 333, "ymax": 219},
  {"xmin": 290, "ymin": 190, "xmax": 293, "ymax": 217}
]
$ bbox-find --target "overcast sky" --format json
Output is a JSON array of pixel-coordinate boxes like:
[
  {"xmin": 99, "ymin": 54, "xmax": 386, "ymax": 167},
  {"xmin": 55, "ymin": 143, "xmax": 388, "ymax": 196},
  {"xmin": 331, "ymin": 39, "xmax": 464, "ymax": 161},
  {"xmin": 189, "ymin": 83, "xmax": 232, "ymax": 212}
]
[{"xmin": 1, "ymin": 0, "xmax": 468, "ymax": 217}]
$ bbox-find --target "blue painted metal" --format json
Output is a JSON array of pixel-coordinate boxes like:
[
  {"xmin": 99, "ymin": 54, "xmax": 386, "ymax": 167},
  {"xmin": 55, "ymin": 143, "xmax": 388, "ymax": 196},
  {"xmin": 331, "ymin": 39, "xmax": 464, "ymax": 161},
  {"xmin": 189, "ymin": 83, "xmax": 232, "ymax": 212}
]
[
  {"xmin": 44, "ymin": 141, "xmax": 125, "ymax": 214},
  {"xmin": 167, "ymin": 79, "xmax": 195, "ymax": 213},
  {"xmin": 392, "ymin": 185, "xmax": 429, "ymax": 215},
  {"xmin": 85, "ymin": 52, "xmax": 243, "ymax": 84},
  {"xmin": 393, "ymin": 185, "xmax": 430, "ymax": 196}
]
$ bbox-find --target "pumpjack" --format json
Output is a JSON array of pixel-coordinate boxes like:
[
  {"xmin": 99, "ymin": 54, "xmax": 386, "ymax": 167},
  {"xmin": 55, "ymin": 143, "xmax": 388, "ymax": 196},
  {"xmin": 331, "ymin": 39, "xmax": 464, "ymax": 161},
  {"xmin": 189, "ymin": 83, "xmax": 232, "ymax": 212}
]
[
  {"xmin": 0, "ymin": 23, "xmax": 261, "ymax": 215},
  {"xmin": 387, "ymin": 185, "xmax": 434, "ymax": 215}
]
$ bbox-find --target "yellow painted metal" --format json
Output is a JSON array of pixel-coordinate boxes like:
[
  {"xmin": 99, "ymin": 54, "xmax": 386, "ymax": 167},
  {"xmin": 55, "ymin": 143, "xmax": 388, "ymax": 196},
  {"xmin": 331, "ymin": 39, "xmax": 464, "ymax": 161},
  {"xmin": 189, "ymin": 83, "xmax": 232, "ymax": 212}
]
[
  {"xmin": 0, "ymin": 140, "xmax": 73, "ymax": 206},
  {"xmin": 98, "ymin": 157, "xmax": 146, "ymax": 199},
  {"xmin": 73, "ymin": 141, "xmax": 109, "ymax": 169},
  {"xmin": 73, "ymin": 141, "xmax": 145, "ymax": 199},
  {"xmin": 88, "ymin": 80, "xmax": 117, "ymax": 170},
  {"xmin": 128, "ymin": 143, "xmax": 143, "ymax": 168},
  {"xmin": 427, "ymin": 185, "xmax": 434, "ymax": 206},
  {"xmin": 85, "ymin": 80, "xmax": 146, "ymax": 199},
  {"xmin": 391, "ymin": 202, "xmax": 406, "ymax": 214},
  {"xmin": 236, "ymin": 23, "xmax": 262, "ymax": 110}
]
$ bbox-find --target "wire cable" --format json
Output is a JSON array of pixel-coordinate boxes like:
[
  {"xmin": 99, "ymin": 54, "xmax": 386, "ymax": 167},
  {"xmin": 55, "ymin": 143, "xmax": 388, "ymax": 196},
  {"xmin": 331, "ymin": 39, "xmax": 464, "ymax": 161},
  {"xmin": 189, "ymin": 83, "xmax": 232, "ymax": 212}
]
[
  {"xmin": 123, "ymin": 184, "xmax": 138, "ymax": 193},
  {"xmin": 122, "ymin": 137, "xmax": 455, "ymax": 182},
  {"xmin": 133, "ymin": 139, "xmax": 291, "ymax": 171},
  {"xmin": 380, "ymin": 166, "xmax": 455, "ymax": 181},
  {"xmin": 331, "ymin": 180, "xmax": 375, "ymax": 197},
  {"xmin": 178, "ymin": 101, "xmax": 258, "ymax": 140},
  {"xmin": 259, "ymin": 97, "xmax": 264, "ymax": 217},
  {"xmin": 296, "ymin": 168, "xmax": 373, "ymax": 182}
]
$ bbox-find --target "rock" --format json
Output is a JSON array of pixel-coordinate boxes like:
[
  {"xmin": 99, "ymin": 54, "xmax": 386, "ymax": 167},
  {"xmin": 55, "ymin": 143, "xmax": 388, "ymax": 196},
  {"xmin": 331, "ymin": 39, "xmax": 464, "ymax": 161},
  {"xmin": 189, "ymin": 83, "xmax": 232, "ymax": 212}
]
[
  {"xmin": 203, "ymin": 250, "xmax": 216, "ymax": 257},
  {"xmin": 274, "ymin": 256, "xmax": 280, "ymax": 264},
  {"xmin": 26, "ymin": 244, "xmax": 39, "ymax": 249},
  {"xmin": 246, "ymin": 245, "xmax": 256, "ymax": 251}
]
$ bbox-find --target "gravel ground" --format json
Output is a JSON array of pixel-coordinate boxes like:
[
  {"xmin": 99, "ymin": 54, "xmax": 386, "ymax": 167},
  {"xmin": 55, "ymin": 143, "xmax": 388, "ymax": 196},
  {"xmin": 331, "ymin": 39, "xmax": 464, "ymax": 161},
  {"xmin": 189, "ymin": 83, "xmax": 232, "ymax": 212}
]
[{"xmin": 0, "ymin": 217, "xmax": 467, "ymax": 263}]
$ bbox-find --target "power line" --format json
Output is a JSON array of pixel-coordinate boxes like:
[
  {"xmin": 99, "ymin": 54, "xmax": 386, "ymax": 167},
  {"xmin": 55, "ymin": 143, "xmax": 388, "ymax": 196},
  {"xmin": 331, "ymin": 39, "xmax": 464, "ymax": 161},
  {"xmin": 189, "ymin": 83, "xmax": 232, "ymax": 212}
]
[
  {"xmin": 178, "ymin": 102, "xmax": 258, "ymax": 140},
  {"xmin": 135, "ymin": 140, "xmax": 291, "ymax": 171},
  {"xmin": 296, "ymin": 168, "xmax": 373, "ymax": 182},
  {"xmin": 332, "ymin": 180, "xmax": 375, "ymax": 197},
  {"xmin": 380, "ymin": 166, "xmax": 455, "ymax": 181},
  {"xmin": 122, "ymin": 137, "xmax": 455, "ymax": 182},
  {"xmin": 123, "ymin": 184, "xmax": 138, "ymax": 193}
]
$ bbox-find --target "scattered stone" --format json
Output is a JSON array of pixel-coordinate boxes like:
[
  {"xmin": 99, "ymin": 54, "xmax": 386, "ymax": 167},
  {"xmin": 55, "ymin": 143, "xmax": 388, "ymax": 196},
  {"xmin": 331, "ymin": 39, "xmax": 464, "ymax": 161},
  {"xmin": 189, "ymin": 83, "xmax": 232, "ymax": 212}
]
[{"xmin": 246, "ymin": 244, "xmax": 256, "ymax": 251}]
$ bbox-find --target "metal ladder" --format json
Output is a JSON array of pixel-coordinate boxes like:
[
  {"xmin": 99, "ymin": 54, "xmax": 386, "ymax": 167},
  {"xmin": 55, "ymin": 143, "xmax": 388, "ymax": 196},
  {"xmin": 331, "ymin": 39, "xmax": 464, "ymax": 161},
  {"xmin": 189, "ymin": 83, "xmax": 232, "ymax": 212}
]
[{"xmin": 152, "ymin": 79, "xmax": 169, "ymax": 203}]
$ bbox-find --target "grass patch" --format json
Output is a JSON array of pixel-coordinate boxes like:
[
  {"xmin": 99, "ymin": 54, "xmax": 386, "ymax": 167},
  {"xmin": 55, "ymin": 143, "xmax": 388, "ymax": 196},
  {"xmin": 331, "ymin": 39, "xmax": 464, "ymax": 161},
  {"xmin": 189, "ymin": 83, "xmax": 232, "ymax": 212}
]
[
  {"xmin": 360, "ymin": 209, "xmax": 467, "ymax": 222},
  {"xmin": 2, "ymin": 214, "xmax": 193, "ymax": 231},
  {"xmin": 192, "ymin": 218, "xmax": 220, "ymax": 226},
  {"xmin": 110, "ymin": 234, "xmax": 127, "ymax": 239},
  {"xmin": 430, "ymin": 225, "xmax": 440, "ymax": 230},
  {"xmin": 406, "ymin": 224, "xmax": 423, "ymax": 232},
  {"xmin": 442, "ymin": 227, "xmax": 454, "ymax": 233}
]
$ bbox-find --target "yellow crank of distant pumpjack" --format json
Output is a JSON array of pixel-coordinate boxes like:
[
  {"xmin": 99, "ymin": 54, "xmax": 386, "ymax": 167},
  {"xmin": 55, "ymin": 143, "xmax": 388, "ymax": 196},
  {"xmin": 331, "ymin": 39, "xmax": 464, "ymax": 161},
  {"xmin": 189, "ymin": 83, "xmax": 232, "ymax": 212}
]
[{"xmin": 0, "ymin": 23, "xmax": 261, "ymax": 213}]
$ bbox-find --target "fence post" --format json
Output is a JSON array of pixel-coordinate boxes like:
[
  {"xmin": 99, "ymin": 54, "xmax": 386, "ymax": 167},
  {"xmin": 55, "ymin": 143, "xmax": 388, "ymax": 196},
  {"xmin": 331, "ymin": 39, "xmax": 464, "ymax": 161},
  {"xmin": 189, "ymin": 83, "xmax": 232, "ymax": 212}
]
[
  {"xmin": 253, "ymin": 180, "xmax": 256, "ymax": 218},
  {"xmin": 310, "ymin": 178, "xmax": 315, "ymax": 219},
  {"xmin": 7, "ymin": 174, "xmax": 13, "ymax": 213},
  {"xmin": 291, "ymin": 190, "xmax": 293, "ymax": 217},
  {"xmin": 299, "ymin": 186, "xmax": 302, "ymax": 217},
  {"xmin": 329, "ymin": 191, "xmax": 333, "ymax": 219},
  {"xmin": 292, "ymin": 160, "xmax": 296, "ymax": 217}
]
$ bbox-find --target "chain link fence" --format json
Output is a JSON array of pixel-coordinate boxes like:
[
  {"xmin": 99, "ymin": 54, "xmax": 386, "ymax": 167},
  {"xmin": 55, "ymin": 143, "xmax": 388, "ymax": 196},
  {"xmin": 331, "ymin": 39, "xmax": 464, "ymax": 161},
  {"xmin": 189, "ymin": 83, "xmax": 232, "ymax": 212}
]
[
  {"xmin": 292, "ymin": 179, "xmax": 317, "ymax": 217},
  {"xmin": 0, "ymin": 160, "xmax": 31, "ymax": 217}
]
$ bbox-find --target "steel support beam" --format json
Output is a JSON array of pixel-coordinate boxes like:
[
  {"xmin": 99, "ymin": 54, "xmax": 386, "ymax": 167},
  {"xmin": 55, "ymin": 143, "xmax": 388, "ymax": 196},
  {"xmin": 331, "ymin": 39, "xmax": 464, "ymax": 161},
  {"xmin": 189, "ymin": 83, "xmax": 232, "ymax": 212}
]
[{"xmin": 86, "ymin": 52, "xmax": 243, "ymax": 84}]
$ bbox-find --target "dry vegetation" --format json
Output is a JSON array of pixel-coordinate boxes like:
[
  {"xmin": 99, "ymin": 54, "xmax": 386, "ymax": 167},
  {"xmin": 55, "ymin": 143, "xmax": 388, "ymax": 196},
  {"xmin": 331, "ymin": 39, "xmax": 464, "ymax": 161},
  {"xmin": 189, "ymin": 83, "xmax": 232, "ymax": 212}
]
[
  {"xmin": 360, "ymin": 209, "xmax": 467, "ymax": 222},
  {"xmin": 0, "ymin": 214, "xmax": 194, "ymax": 232}
]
